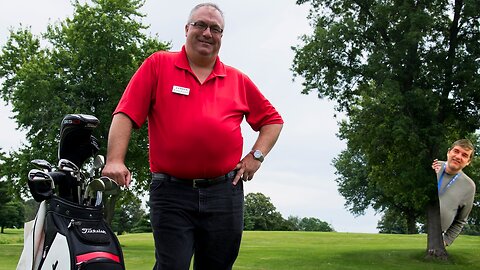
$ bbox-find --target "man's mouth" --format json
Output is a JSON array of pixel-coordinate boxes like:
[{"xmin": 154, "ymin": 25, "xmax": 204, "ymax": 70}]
[
  {"xmin": 198, "ymin": 38, "xmax": 212, "ymax": 44},
  {"xmin": 450, "ymin": 159, "xmax": 460, "ymax": 165}
]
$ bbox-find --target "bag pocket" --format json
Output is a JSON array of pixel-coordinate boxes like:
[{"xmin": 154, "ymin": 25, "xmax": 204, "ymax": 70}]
[
  {"xmin": 76, "ymin": 252, "xmax": 123, "ymax": 270},
  {"xmin": 69, "ymin": 219, "xmax": 111, "ymax": 245}
]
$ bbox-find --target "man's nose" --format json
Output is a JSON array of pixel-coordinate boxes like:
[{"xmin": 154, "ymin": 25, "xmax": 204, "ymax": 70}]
[{"xmin": 202, "ymin": 27, "xmax": 213, "ymax": 37}]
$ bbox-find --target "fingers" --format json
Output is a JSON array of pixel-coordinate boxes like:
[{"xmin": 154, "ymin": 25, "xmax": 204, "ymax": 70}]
[
  {"xmin": 233, "ymin": 171, "xmax": 242, "ymax": 185},
  {"xmin": 432, "ymin": 159, "xmax": 441, "ymax": 173},
  {"xmin": 124, "ymin": 171, "xmax": 132, "ymax": 188},
  {"xmin": 232, "ymin": 162, "xmax": 243, "ymax": 185},
  {"xmin": 232, "ymin": 158, "xmax": 260, "ymax": 185},
  {"xmin": 102, "ymin": 163, "xmax": 131, "ymax": 188}
]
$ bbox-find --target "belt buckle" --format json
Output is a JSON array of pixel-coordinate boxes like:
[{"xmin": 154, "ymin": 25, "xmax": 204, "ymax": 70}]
[{"xmin": 192, "ymin": 179, "xmax": 203, "ymax": 188}]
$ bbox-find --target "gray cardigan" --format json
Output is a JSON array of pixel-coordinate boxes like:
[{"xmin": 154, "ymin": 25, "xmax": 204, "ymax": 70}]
[{"xmin": 436, "ymin": 161, "xmax": 476, "ymax": 245}]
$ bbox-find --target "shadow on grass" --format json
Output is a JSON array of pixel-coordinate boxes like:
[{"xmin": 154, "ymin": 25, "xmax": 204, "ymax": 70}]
[{"xmin": 332, "ymin": 249, "xmax": 473, "ymax": 270}]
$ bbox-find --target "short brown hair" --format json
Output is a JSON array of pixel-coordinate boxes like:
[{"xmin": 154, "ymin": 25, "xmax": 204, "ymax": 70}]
[{"xmin": 450, "ymin": 139, "xmax": 475, "ymax": 160}]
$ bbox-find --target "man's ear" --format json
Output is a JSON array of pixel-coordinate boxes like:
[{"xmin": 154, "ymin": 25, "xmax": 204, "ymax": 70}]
[{"xmin": 466, "ymin": 157, "xmax": 472, "ymax": 166}]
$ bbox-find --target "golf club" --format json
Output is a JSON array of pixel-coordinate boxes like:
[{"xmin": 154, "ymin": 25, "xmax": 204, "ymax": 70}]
[
  {"xmin": 84, "ymin": 178, "xmax": 105, "ymax": 206},
  {"xmin": 27, "ymin": 169, "xmax": 55, "ymax": 201},
  {"xmin": 57, "ymin": 158, "xmax": 80, "ymax": 173},
  {"xmin": 89, "ymin": 155, "xmax": 105, "ymax": 178},
  {"xmin": 31, "ymin": 159, "xmax": 53, "ymax": 172}
]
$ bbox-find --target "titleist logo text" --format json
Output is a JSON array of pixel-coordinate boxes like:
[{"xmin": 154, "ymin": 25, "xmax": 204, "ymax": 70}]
[{"xmin": 81, "ymin": 228, "xmax": 107, "ymax": 234}]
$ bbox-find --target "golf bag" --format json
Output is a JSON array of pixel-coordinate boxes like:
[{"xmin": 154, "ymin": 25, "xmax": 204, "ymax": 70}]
[
  {"xmin": 18, "ymin": 114, "xmax": 125, "ymax": 270},
  {"xmin": 37, "ymin": 196, "xmax": 124, "ymax": 269}
]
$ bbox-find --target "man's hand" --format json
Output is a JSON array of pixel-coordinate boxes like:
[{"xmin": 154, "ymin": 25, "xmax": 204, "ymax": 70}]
[
  {"xmin": 233, "ymin": 153, "xmax": 261, "ymax": 185},
  {"xmin": 232, "ymin": 123, "xmax": 282, "ymax": 185},
  {"xmin": 102, "ymin": 161, "xmax": 132, "ymax": 188},
  {"xmin": 432, "ymin": 159, "xmax": 441, "ymax": 173}
]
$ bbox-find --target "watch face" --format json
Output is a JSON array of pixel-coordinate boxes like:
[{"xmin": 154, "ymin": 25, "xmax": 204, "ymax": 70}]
[{"xmin": 253, "ymin": 150, "xmax": 264, "ymax": 162}]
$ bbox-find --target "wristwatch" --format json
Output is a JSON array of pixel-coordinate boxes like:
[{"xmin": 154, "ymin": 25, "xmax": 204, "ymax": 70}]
[{"xmin": 251, "ymin": 150, "xmax": 264, "ymax": 163}]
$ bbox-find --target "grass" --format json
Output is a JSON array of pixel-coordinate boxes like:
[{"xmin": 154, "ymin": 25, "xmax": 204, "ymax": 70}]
[{"xmin": 1, "ymin": 229, "xmax": 479, "ymax": 269}]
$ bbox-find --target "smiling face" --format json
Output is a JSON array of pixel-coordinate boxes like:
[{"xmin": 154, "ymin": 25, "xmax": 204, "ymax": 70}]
[
  {"xmin": 446, "ymin": 145, "xmax": 473, "ymax": 174},
  {"xmin": 185, "ymin": 5, "xmax": 224, "ymax": 64}
]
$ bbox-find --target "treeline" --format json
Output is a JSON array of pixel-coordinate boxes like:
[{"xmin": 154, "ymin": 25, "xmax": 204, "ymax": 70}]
[{"xmin": 244, "ymin": 192, "xmax": 334, "ymax": 232}]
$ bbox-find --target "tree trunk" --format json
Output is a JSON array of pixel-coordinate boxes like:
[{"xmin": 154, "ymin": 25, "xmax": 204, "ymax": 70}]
[
  {"xmin": 425, "ymin": 198, "xmax": 448, "ymax": 260},
  {"xmin": 406, "ymin": 213, "xmax": 418, "ymax": 234}
]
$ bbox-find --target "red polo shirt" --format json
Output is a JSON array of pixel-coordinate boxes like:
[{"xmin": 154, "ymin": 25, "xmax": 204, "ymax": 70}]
[{"xmin": 114, "ymin": 46, "xmax": 283, "ymax": 179}]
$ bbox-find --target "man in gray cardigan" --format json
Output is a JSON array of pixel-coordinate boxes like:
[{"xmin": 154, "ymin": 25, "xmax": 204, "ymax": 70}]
[{"xmin": 432, "ymin": 139, "xmax": 476, "ymax": 246}]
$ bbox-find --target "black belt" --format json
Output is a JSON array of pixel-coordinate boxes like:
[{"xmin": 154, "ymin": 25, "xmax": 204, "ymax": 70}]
[{"xmin": 152, "ymin": 170, "xmax": 236, "ymax": 188}]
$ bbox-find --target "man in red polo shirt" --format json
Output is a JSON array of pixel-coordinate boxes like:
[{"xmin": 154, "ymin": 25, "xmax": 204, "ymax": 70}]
[{"xmin": 102, "ymin": 3, "xmax": 283, "ymax": 270}]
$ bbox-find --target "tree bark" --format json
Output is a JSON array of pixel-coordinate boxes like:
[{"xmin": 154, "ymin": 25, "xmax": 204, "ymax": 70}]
[{"xmin": 425, "ymin": 198, "xmax": 448, "ymax": 260}]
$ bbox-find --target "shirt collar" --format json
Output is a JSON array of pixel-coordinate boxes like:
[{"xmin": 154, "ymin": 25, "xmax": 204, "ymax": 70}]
[{"xmin": 175, "ymin": 46, "xmax": 226, "ymax": 79}]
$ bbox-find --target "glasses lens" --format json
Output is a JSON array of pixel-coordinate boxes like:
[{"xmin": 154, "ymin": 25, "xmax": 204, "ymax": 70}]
[
  {"xmin": 210, "ymin": 26, "xmax": 223, "ymax": 34},
  {"xmin": 194, "ymin": 21, "xmax": 208, "ymax": 31},
  {"xmin": 191, "ymin": 21, "xmax": 223, "ymax": 34}
]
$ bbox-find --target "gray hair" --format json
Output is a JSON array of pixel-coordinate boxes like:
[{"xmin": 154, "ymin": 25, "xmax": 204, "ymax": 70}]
[{"xmin": 188, "ymin": 3, "xmax": 225, "ymax": 25}]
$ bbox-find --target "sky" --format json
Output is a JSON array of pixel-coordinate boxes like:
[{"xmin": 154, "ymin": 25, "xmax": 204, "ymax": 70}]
[{"xmin": 0, "ymin": 0, "xmax": 380, "ymax": 233}]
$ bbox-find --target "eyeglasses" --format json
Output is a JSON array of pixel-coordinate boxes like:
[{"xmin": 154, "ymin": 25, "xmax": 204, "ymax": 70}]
[{"xmin": 189, "ymin": 21, "xmax": 223, "ymax": 35}]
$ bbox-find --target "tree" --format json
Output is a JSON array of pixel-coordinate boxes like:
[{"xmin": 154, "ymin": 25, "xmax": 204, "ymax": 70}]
[
  {"xmin": 0, "ymin": 201, "xmax": 25, "ymax": 233},
  {"xmin": 130, "ymin": 213, "xmax": 152, "ymax": 233},
  {"xmin": 285, "ymin": 215, "xmax": 302, "ymax": 231},
  {"xmin": 244, "ymin": 192, "xmax": 286, "ymax": 231},
  {"xmin": 299, "ymin": 217, "xmax": 334, "ymax": 232},
  {"xmin": 292, "ymin": 0, "xmax": 480, "ymax": 260},
  {"xmin": 377, "ymin": 208, "xmax": 418, "ymax": 234},
  {"xmin": 110, "ymin": 192, "xmax": 145, "ymax": 235},
  {"xmin": 0, "ymin": 181, "xmax": 25, "ymax": 233},
  {"xmin": 285, "ymin": 215, "xmax": 335, "ymax": 232},
  {"xmin": 333, "ymin": 146, "xmax": 421, "ymax": 234},
  {"xmin": 0, "ymin": 0, "xmax": 170, "ymax": 198},
  {"xmin": 23, "ymin": 199, "xmax": 40, "ymax": 222}
]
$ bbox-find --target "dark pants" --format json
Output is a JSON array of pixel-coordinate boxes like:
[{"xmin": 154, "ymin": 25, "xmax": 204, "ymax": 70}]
[{"xmin": 149, "ymin": 173, "xmax": 244, "ymax": 270}]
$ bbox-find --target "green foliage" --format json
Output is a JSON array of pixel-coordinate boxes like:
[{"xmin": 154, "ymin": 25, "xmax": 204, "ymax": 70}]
[
  {"xmin": 244, "ymin": 193, "xmax": 333, "ymax": 231},
  {"xmin": 0, "ymin": 0, "xmax": 170, "ymax": 198},
  {"xmin": 0, "ymin": 201, "xmax": 24, "ymax": 233},
  {"xmin": 284, "ymin": 215, "xmax": 302, "ymax": 231},
  {"xmin": 298, "ymin": 217, "xmax": 334, "ymax": 232},
  {"xmin": 130, "ymin": 213, "xmax": 152, "ymax": 233},
  {"xmin": 244, "ymin": 192, "xmax": 285, "ymax": 231},
  {"xmin": 23, "ymin": 199, "xmax": 40, "ymax": 222},
  {"xmin": 0, "ymin": 181, "xmax": 25, "ymax": 233},
  {"xmin": 110, "ymin": 190, "xmax": 145, "ymax": 235},
  {"xmin": 0, "ymin": 180, "xmax": 13, "ymax": 205},
  {"xmin": 284, "ymin": 215, "xmax": 335, "ymax": 232},
  {"xmin": 377, "ymin": 208, "xmax": 419, "ymax": 234}
]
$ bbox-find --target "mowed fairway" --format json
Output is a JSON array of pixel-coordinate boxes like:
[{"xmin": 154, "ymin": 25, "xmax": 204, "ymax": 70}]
[{"xmin": 1, "ymin": 229, "xmax": 479, "ymax": 269}]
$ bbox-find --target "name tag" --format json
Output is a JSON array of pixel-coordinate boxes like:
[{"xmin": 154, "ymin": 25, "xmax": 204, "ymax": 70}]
[{"xmin": 172, "ymin": 85, "xmax": 190, "ymax": 96}]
